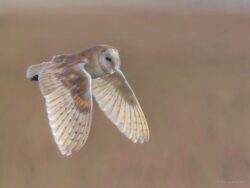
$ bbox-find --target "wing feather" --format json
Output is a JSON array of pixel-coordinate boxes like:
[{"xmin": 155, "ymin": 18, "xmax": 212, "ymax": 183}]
[
  {"xmin": 92, "ymin": 69, "xmax": 149, "ymax": 143},
  {"xmin": 38, "ymin": 60, "xmax": 93, "ymax": 156},
  {"xmin": 128, "ymin": 107, "xmax": 134, "ymax": 140}
]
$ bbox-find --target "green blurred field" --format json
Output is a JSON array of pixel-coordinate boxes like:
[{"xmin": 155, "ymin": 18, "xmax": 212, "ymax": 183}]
[{"xmin": 0, "ymin": 9, "xmax": 250, "ymax": 188}]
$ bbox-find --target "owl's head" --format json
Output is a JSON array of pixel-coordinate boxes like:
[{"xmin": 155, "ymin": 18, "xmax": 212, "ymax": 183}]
[
  {"xmin": 81, "ymin": 44, "xmax": 121, "ymax": 77},
  {"xmin": 99, "ymin": 47, "xmax": 120, "ymax": 74}
]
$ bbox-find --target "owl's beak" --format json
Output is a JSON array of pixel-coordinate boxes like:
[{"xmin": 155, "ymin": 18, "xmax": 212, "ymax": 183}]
[{"xmin": 113, "ymin": 66, "xmax": 120, "ymax": 73}]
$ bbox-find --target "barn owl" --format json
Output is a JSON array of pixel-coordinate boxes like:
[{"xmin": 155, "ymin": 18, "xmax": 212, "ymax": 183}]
[{"xmin": 26, "ymin": 44, "xmax": 149, "ymax": 156}]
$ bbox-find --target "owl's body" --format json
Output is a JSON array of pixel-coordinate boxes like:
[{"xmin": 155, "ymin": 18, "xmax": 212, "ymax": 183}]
[{"xmin": 26, "ymin": 44, "xmax": 149, "ymax": 156}]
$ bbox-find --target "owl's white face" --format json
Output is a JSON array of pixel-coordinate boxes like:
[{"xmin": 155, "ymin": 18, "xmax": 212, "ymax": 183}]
[{"xmin": 99, "ymin": 48, "xmax": 121, "ymax": 74}]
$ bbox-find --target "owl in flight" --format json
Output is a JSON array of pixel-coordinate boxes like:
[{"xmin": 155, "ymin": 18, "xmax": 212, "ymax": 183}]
[{"xmin": 26, "ymin": 45, "xmax": 149, "ymax": 156}]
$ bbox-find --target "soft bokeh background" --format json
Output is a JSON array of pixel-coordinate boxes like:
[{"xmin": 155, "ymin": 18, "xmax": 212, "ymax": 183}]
[{"xmin": 0, "ymin": 1, "xmax": 250, "ymax": 188}]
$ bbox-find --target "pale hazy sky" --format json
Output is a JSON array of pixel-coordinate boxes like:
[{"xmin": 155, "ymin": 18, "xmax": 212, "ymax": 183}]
[{"xmin": 1, "ymin": 0, "xmax": 250, "ymax": 11}]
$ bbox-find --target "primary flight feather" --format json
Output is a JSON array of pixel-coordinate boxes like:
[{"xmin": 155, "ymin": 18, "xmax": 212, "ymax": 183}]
[{"xmin": 26, "ymin": 44, "xmax": 149, "ymax": 156}]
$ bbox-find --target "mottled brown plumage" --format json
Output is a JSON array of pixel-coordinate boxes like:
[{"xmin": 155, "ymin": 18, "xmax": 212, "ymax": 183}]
[
  {"xmin": 26, "ymin": 44, "xmax": 149, "ymax": 156},
  {"xmin": 54, "ymin": 62, "xmax": 91, "ymax": 113}
]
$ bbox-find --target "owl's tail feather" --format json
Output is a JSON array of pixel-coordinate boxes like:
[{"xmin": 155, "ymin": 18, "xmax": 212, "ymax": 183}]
[{"xmin": 26, "ymin": 62, "xmax": 48, "ymax": 81}]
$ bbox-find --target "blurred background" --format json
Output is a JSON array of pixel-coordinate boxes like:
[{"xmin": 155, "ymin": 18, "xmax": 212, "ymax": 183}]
[{"xmin": 0, "ymin": 0, "xmax": 250, "ymax": 188}]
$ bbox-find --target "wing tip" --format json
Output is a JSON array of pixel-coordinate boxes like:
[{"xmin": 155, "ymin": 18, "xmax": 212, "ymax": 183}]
[
  {"xmin": 26, "ymin": 62, "xmax": 48, "ymax": 80},
  {"xmin": 58, "ymin": 145, "xmax": 73, "ymax": 156}
]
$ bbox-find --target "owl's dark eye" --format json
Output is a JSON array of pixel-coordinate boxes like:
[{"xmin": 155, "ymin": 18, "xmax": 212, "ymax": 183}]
[{"xmin": 105, "ymin": 57, "xmax": 112, "ymax": 62}]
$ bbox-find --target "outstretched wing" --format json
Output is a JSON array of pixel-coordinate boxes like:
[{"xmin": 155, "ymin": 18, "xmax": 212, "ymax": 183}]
[
  {"xmin": 38, "ymin": 60, "xmax": 93, "ymax": 156},
  {"xmin": 92, "ymin": 69, "xmax": 149, "ymax": 143}
]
